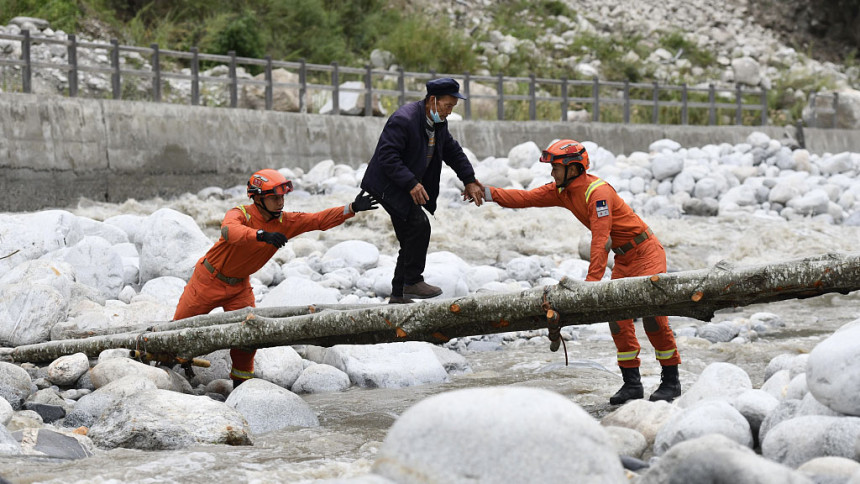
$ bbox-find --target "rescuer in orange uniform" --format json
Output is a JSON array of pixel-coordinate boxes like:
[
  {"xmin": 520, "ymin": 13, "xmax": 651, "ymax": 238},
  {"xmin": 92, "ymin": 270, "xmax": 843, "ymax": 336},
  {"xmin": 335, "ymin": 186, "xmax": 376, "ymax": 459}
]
[
  {"xmin": 480, "ymin": 139, "xmax": 682, "ymax": 404},
  {"xmin": 173, "ymin": 168, "xmax": 378, "ymax": 387}
]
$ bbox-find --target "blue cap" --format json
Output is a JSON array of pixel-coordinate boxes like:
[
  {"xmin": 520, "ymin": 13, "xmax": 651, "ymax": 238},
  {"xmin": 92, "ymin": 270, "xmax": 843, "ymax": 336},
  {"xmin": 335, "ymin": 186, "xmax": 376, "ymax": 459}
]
[{"xmin": 426, "ymin": 77, "xmax": 466, "ymax": 99}]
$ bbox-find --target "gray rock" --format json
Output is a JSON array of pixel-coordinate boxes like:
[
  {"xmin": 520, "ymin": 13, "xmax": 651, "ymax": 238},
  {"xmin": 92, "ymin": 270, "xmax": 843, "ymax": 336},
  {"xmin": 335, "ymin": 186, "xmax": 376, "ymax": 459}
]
[
  {"xmin": 761, "ymin": 369, "xmax": 792, "ymax": 400},
  {"xmin": 797, "ymin": 456, "xmax": 860, "ymax": 484},
  {"xmin": 291, "ymin": 364, "xmax": 351, "ymax": 394},
  {"xmin": 46, "ymin": 353, "xmax": 90, "ymax": 387},
  {"xmin": 731, "ymin": 389, "xmax": 780, "ymax": 439},
  {"xmin": 0, "ymin": 397, "xmax": 12, "ymax": 425},
  {"xmin": 759, "ymin": 399, "xmax": 801, "ymax": 443},
  {"xmin": 89, "ymin": 389, "xmax": 251, "ymax": 450},
  {"xmin": 89, "ymin": 357, "xmax": 174, "ymax": 390},
  {"xmin": 372, "ymin": 387, "xmax": 625, "ymax": 483},
  {"xmin": 762, "ymin": 416, "xmax": 860, "ymax": 468},
  {"xmin": 0, "ymin": 362, "xmax": 33, "ymax": 410},
  {"xmin": 62, "ymin": 375, "xmax": 157, "ymax": 428},
  {"xmin": 0, "ymin": 425, "xmax": 22, "ymax": 456},
  {"xmin": 807, "ymin": 321, "xmax": 860, "ymax": 416},
  {"xmin": 654, "ymin": 399, "xmax": 753, "ymax": 455},
  {"xmin": 604, "ymin": 425, "xmax": 647, "ymax": 458},
  {"xmin": 697, "ymin": 321, "xmax": 740, "ymax": 343},
  {"xmin": 676, "ymin": 362, "xmax": 752, "ymax": 408},
  {"xmin": 23, "ymin": 403, "xmax": 65, "ymax": 423},
  {"xmin": 323, "ymin": 342, "xmax": 449, "ymax": 389},
  {"xmin": 253, "ymin": 346, "xmax": 303, "ymax": 389},
  {"xmin": 638, "ymin": 434, "xmax": 811, "ymax": 484},
  {"xmin": 600, "ymin": 398, "xmax": 679, "ymax": 446},
  {"xmin": 12, "ymin": 428, "xmax": 93, "ymax": 459},
  {"xmin": 225, "ymin": 378, "xmax": 318, "ymax": 434}
]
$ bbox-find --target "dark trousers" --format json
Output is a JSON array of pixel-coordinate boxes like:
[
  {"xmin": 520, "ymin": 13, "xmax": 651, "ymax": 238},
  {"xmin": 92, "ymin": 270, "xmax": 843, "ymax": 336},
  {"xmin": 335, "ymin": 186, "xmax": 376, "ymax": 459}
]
[{"xmin": 385, "ymin": 203, "xmax": 431, "ymax": 297}]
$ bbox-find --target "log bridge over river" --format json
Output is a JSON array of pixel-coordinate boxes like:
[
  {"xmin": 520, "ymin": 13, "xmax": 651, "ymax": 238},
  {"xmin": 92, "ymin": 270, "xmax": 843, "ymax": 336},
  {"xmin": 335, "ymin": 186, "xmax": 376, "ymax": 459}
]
[{"xmin": 3, "ymin": 252, "xmax": 860, "ymax": 364}]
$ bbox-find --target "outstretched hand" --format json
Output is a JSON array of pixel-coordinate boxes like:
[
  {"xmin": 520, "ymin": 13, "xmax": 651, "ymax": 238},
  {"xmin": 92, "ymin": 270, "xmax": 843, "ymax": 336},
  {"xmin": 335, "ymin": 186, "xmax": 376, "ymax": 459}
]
[
  {"xmin": 462, "ymin": 180, "xmax": 486, "ymax": 206},
  {"xmin": 351, "ymin": 190, "xmax": 379, "ymax": 213},
  {"xmin": 257, "ymin": 230, "xmax": 288, "ymax": 248}
]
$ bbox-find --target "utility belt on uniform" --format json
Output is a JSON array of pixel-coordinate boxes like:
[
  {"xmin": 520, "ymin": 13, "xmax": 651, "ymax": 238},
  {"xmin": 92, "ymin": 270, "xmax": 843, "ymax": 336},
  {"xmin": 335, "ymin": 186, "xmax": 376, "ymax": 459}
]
[
  {"xmin": 202, "ymin": 259, "xmax": 244, "ymax": 285},
  {"xmin": 610, "ymin": 227, "xmax": 653, "ymax": 256}
]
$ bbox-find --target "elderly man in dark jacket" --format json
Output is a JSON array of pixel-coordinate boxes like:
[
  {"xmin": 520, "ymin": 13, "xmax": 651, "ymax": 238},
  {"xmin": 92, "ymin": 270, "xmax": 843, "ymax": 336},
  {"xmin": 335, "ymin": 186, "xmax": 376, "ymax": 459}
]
[{"xmin": 361, "ymin": 77, "xmax": 484, "ymax": 303}]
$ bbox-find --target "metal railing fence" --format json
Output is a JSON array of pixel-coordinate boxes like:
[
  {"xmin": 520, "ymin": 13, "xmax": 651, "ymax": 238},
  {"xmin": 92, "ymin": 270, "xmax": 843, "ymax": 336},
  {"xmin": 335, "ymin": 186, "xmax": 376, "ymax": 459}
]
[{"xmin": 0, "ymin": 30, "xmax": 777, "ymax": 126}]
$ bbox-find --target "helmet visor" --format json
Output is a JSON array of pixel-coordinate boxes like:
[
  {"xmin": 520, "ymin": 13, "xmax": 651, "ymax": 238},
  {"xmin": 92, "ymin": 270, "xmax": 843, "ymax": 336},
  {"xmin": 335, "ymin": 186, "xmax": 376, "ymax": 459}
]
[
  {"xmin": 540, "ymin": 149, "xmax": 584, "ymax": 165},
  {"xmin": 266, "ymin": 181, "xmax": 293, "ymax": 196}
]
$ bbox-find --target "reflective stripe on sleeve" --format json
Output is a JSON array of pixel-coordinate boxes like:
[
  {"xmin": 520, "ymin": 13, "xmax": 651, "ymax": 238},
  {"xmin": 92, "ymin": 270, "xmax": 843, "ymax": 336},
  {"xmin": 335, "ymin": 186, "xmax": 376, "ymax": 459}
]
[{"xmin": 585, "ymin": 180, "xmax": 606, "ymax": 203}]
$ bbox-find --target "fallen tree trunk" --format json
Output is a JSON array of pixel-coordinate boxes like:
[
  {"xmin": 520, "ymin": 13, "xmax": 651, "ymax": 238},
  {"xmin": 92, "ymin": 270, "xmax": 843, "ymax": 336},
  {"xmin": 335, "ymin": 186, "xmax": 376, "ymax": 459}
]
[{"xmin": 5, "ymin": 252, "xmax": 860, "ymax": 363}]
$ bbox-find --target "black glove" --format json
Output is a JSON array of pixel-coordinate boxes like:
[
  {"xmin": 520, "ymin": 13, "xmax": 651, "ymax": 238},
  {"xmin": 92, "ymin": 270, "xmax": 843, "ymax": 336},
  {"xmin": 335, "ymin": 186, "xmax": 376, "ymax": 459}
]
[
  {"xmin": 351, "ymin": 190, "xmax": 379, "ymax": 213},
  {"xmin": 257, "ymin": 230, "xmax": 288, "ymax": 248}
]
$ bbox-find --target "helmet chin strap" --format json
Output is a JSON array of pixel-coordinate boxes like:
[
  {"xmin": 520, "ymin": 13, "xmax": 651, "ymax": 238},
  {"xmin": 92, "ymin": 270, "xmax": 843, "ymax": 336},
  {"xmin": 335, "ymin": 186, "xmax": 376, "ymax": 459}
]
[
  {"xmin": 254, "ymin": 196, "xmax": 281, "ymax": 220},
  {"xmin": 556, "ymin": 164, "xmax": 581, "ymax": 189}
]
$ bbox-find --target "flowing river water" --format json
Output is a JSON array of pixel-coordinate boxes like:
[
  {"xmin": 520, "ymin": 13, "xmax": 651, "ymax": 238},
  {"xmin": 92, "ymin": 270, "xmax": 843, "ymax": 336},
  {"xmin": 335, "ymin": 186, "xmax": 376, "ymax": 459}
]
[{"xmin": 1, "ymin": 193, "xmax": 859, "ymax": 483}]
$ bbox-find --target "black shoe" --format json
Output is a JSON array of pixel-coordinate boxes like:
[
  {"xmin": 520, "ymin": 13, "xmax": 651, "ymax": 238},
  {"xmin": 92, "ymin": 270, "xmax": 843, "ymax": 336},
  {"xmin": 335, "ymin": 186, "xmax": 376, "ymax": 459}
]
[
  {"xmin": 403, "ymin": 281, "xmax": 443, "ymax": 299},
  {"xmin": 389, "ymin": 296, "xmax": 415, "ymax": 304},
  {"xmin": 649, "ymin": 365, "xmax": 681, "ymax": 402},
  {"xmin": 609, "ymin": 367, "xmax": 644, "ymax": 405}
]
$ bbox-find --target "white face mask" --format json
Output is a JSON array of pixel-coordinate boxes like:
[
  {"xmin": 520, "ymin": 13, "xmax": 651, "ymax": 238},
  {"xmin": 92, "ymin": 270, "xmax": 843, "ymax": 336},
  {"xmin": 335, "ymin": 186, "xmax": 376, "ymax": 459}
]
[{"xmin": 430, "ymin": 97, "xmax": 443, "ymax": 123}]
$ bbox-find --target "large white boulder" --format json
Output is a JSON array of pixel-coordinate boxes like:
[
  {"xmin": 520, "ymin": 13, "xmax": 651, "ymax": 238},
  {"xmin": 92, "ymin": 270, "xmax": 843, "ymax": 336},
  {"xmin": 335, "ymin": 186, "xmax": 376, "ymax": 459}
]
[
  {"xmin": 675, "ymin": 362, "xmax": 752, "ymax": 408},
  {"xmin": 654, "ymin": 399, "xmax": 753, "ymax": 455},
  {"xmin": 259, "ymin": 276, "xmax": 340, "ymax": 307},
  {"xmin": 323, "ymin": 342, "xmax": 450, "ymax": 389},
  {"xmin": 225, "ymin": 378, "xmax": 318, "ymax": 434},
  {"xmin": 88, "ymin": 389, "xmax": 251, "ymax": 449},
  {"xmin": 372, "ymin": 387, "xmax": 625, "ymax": 483},
  {"xmin": 0, "ymin": 283, "xmax": 67, "ymax": 345},
  {"xmin": 322, "ymin": 240, "xmax": 379, "ymax": 271},
  {"xmin": 138, "ymin": 208, "xmax": 210, "ymax": 283},
  {"xmin": 807, "ymin": 321, "xmax": 860, "ymax": 416}
]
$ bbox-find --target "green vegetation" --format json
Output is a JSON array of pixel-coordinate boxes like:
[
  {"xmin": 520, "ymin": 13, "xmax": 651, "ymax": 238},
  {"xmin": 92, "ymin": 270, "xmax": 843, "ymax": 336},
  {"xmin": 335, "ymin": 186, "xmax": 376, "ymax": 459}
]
[{"xmin": 0, "ymin": 0, "xmax": 850, "ymax": 126}]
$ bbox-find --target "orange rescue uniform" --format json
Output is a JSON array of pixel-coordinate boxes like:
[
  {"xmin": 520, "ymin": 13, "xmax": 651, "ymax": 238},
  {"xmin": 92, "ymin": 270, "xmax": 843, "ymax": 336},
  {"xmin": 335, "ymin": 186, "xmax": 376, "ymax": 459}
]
[
  {"xmin": 488, "ymin": 173, "xmax": 681, "ymax": 368},
  {"xmin": 173, "ymin": 202, "xmax": 355, "ymax": 382}
]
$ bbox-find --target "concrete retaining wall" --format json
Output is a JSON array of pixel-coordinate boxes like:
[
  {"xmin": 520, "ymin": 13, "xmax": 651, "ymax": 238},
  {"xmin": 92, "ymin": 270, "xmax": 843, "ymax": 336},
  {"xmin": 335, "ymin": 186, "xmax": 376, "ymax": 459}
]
[{"xmin": 2, "ymin": 93, "xmax": 858, "ymax": 211}]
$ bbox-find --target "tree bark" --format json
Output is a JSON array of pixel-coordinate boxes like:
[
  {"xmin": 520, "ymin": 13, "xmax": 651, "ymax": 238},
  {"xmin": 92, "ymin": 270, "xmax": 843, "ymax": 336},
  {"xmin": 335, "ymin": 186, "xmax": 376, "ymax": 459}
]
[{"xmin": 5, "ymin": 252, "xmax": 860, "ymax": 363}]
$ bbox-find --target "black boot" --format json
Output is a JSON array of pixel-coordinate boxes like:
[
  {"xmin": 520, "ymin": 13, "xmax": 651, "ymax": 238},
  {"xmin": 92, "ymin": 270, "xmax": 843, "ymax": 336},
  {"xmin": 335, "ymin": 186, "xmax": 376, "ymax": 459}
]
[
  {"xmin": 649, "ymin": 365, "xmax": 681, "ymax": 402},
  {"xmin": 609, "ymin": 367, "xmax": 644, "ymax": 405}
]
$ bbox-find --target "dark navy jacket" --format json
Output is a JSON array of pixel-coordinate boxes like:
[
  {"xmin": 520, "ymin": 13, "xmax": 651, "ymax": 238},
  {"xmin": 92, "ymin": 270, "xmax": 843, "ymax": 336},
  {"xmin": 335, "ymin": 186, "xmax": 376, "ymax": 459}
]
[{"xmin": 360, "ymin": 100, "xmax": 476, "ymax": 220}]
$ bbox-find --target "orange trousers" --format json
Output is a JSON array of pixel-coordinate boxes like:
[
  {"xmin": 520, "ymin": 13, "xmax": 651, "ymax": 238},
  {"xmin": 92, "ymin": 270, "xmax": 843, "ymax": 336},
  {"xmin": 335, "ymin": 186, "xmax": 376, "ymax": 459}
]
[
  {"xmin": 173, "ymin": 260, "xmax": 257, "ymax": 383},
  {"xmin": 609, "ymin": 237, "xmax": 681, "ymax": 369}
]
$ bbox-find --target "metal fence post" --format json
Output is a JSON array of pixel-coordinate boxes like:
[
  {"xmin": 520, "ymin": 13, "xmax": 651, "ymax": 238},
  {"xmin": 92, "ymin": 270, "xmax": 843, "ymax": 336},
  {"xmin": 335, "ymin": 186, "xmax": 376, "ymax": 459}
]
[
  {"xmin": 111, "ymin": 39, "xmax": 121, "ymax": 99},
  {"xmin": 397, "ymin": 68, "xmax": 405, "ymax": 107},
  {"xmin": 464, "ymin": 72, "xmax": 471, "ymax": 120},
  {"xmin": 529, "ymin": 74, "xmax": 536, "ymax": 121},
  {"xmin": 735, "ymin": 84, "xmax": 742, "ymax": 125},
  {"xmin": 760, "ymin": 88, "xmax": 767, "ymax": 126},
  {"xmin": 228, "ymin": 51, "xmax": 237, "ymax": 108},
  {"xmin": 561, "ymin": 77, "xmax": 568, "ymax": 122},
  {"xmin": 681, "ymin": 83, "xmax": 688, "ymax": 125},
  {"xmin": 652, "ymin": 81, "xmax": 659, "ymax": 124},
  {"xmin": 299, "ymin": 59, "xmax": 307, "ymax": 113},
  {"xmin": 67, "ymin": 34, "xmax": 78, "ymax": 97},
  {"xmin": 22, "ymin": 30, "xmax": 31, "ymax": 93},
  {"xmin": 592, "ymin": 76, "xmax": 599, "ymax": 122},
  {"xmin": 497, "ymin": 73, "xmax": 504, "ymax": 121},
  {"xmin": 331, "ymin": 62, "xmax": 339, "ymax": 115},
  {"xmin": 265, "ymin": 56, "xmax": 273, "ymax": 110},
  {"xmin": 708, "ymin": 84, "xmax": 716, "ymax": 125},
  {"xmin": 623, "ymin": 79, "xmax": 630, "ymax": 124},
  {"xmin": 832, "ymin": 92, "xmax": 839, "ymax": 129},
  {"xmin": 151, "ymin": 43, "xmax": 161, "ymax": 102},
  {"xmin": 364, "ymin": 64, "xmax": 373, "ymax": 117},
  {"xmin": 190, "ymin": 47, "xmax": 199, "ymax": 105}
]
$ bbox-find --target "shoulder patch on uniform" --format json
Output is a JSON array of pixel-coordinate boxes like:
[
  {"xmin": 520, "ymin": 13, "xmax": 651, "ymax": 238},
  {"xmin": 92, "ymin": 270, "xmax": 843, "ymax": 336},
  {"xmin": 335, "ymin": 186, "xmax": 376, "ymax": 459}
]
[{"xmin": 595, "ymin": 199, "xmax": 609, "ymax": 218}]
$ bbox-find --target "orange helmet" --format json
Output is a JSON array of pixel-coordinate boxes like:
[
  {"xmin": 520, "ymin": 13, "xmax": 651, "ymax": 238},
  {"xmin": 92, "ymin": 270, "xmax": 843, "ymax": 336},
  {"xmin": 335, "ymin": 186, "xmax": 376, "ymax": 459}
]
[
  {"xmin": 247, "ymin": 169, "xmax": 293, "ymax": 198},
  {"xmin": 540, "ymin": 139, "xmax": 589, "ymax": 171}
]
